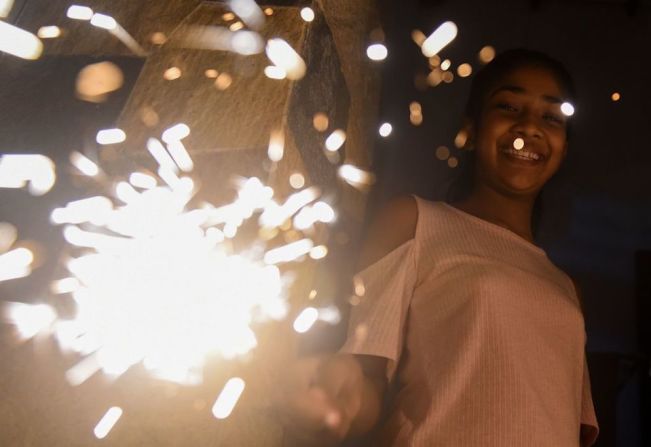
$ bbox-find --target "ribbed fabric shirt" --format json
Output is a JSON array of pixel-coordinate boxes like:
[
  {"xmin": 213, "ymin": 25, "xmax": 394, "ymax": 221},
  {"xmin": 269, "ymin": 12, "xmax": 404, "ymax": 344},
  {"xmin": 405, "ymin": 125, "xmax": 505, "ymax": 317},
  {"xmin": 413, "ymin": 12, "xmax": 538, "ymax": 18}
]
[{"xmin": 340, "ymin": 197, "xmax": 599, "ymax": 446}]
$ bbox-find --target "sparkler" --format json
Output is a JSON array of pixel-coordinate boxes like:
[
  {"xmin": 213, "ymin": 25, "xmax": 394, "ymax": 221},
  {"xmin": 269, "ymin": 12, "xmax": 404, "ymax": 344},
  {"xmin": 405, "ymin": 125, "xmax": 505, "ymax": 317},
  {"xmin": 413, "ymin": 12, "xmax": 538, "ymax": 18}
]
[
  {"xmin": 0, "ymin": 2, "xmax": 382, "ymax": 436},
  {"xmin": 3, "ymin": 121, "xmax": 345, "ymax": 392}
]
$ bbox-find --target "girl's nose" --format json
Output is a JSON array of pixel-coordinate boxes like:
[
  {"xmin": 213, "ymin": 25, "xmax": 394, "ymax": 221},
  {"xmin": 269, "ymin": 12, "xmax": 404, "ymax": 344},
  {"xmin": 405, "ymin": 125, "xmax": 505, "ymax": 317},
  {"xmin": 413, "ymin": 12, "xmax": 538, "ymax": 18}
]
[{"xmin": 512, "ymin": 113, "xmax": 542, "ymax": 139}]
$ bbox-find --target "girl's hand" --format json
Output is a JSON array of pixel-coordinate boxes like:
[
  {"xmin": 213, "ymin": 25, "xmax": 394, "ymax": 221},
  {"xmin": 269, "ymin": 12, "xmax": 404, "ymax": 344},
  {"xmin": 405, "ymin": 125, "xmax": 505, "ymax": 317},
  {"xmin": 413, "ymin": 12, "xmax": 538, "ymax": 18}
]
[{"xmin": 274, "ymin": 354, "xmax": 365, "ymax": 446}]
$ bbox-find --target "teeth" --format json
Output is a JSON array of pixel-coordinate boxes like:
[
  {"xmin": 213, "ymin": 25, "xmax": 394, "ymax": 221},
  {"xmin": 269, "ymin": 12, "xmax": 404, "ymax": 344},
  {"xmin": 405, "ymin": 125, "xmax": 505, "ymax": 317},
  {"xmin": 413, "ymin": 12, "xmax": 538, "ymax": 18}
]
[{"xmin": 502, "ymin": 148, "xmax": 542, "ymax": 161}]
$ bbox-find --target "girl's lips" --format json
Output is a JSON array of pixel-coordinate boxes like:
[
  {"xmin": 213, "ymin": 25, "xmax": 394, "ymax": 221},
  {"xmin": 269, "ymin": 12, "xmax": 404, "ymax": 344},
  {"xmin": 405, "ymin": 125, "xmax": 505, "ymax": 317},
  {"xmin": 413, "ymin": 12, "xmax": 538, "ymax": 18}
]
[{"xmin": 500, "ymin": 146, "xmax": 546, "ymax": 163}]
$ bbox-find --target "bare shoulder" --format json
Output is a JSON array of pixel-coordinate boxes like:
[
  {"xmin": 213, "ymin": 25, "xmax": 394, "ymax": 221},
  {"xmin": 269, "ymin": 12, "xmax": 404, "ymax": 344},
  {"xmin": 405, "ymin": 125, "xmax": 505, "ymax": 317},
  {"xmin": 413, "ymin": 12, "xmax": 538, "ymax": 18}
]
[{"xmin": 357, "ymin": 195, "xmax": 418, "ymax": 271}]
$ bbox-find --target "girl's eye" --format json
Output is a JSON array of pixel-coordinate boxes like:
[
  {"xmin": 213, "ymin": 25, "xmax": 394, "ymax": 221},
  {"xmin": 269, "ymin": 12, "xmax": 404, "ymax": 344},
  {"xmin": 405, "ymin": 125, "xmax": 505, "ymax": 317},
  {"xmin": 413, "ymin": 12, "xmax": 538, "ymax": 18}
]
[
  {"xmin": 496, "ymin": 103, "xmax": 518, "ymax": 112},
  {"xmin": 544, "ymin": 113, "xmax": 564, "ymax": 125}
]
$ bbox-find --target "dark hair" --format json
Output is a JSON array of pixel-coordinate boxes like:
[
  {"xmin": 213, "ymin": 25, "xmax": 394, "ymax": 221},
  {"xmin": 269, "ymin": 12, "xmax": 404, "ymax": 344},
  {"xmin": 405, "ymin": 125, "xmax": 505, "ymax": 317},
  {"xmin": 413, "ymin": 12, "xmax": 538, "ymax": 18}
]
[{"xmin": 447, "ymin": 48, "xmax": 576, "ymax": 235}]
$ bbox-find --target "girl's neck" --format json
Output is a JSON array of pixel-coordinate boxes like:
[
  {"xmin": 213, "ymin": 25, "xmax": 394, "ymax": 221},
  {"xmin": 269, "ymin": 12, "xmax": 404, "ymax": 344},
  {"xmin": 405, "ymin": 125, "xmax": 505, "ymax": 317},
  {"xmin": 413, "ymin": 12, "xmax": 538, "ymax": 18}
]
[{"xmin": 452, "ymin": 186, "xmax": 536, "ymax": 242}]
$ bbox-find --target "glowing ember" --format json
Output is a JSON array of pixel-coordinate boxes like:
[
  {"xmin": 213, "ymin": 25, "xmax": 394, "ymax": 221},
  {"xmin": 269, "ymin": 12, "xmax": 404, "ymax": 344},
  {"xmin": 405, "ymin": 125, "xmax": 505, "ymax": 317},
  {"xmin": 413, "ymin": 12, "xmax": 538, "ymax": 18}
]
[
  {"xmin": 164, "ymin": 67, "xmax": 182, "ymax": 80},
  {"xmin": 421, "ymin": 21, "xmax": 457, "ymax": 57},
  {"xmin": 366, "ymin": 43, "xmax": 388, "ymax": 61},
  {"xmin": 76, "ymin": 61, "xmax": 124, "ymax": 103},
  {"xmin": 90, "ymin": 13, "xmax": 117, "ymax": 30},
  {"xmin": 325, "ymin": 129, "xmax": 346, "ymax": 152},
  {"xmin": 293, "ymin": 307, "xmax": 318, "ymax": 333},
  {"xmin": 478, "ymin": 45, "xmax": 496, "ymax": 64},
  {"xmin": 513, "ymin": 137, "xmax": 525, "ymax": 150},
  {"xmin": 0, "ymin": 21, "xmax": 43, "ymax": 60},
  {"xmin": 457, "ymin": 63, "xmax": 472, "ymax": 77},
  {"xmin": 93, "ymin": 407, "xmax": 123, "ymax": 439},
  {"xmin": 300, "ymin": 7, "xmax": 315, "ymax": 22},
  {"xmin": 265, "ymin": 38, "xmax": 306, "ymax": 80},
  {"xmin": 212, "ymin": 377, "xmax": 245, "ymax": 419},
  {"xmin": 70, "ymin": 152, "xmax": 99, "ymax": 176},
  {"xmin": 0, "ymin": 0, "xmax": 13, "ymax": 17},
  {"xmin": 611, "ymin": 92, "xmax": 621, "ymax": 101},
  {"xmin": 313, "ymin": 113, "xmax": 329, "ymax": 132},
  {"xmin": 561, "ymin": 102, "xmax": 575, "ymax": 116},
  {"xmin": 66, "ymin": 5, "xmax": 93, "ymax": 21},
  {"xmin": 96, "ymin": 128, "xmax": 126, "ymax": 145},
  {"xmin": 0, "ymin": 154, "xmax": 55, "ymax": 195},
  {"xmin": 37, "ymin": 26, "xmax": 61, "ymax": 39},
  {"xmin": 379, "ymin": 122, "xmax": 393, "ymax": 137},
  {"xmin": 264, "ymin": 65, "xmax": 286, "ymax": 80}
]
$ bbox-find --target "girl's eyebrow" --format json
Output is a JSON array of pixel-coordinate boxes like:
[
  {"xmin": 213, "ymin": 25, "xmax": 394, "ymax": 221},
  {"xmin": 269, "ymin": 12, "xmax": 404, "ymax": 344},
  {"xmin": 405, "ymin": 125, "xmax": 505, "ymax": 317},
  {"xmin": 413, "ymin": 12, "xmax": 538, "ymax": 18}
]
[{"xmin": 490, "ymin": 84, "xmax": 563, "ymax": 104}]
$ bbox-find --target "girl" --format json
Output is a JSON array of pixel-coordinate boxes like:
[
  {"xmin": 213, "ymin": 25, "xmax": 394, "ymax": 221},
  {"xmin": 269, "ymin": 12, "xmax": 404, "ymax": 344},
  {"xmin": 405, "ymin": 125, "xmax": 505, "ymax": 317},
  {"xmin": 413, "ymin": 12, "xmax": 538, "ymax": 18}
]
[{"xmin": 278, "ymin": 49, "xmax": 599, "ymax": 447}]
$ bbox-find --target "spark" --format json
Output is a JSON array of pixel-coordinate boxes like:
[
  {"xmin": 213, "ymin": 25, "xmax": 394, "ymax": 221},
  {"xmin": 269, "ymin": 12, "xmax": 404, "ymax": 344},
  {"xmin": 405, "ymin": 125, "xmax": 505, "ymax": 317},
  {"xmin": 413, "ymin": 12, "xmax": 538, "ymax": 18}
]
[
  {"xmin": 70, "ymin": 151, "xmax": 99, "ymax": 176},
  {"xmin": 5, "ymin": 302, "xmax": 55, "ymax": 338},
  {"xmin": 0, "ymin": 248, "xmax": 33, "ymax": 282},
  {"xmin": 440, "ymin": 59, "xmax": 451, "ymax": 71},
  {"xmin": 366, "ymin": 43, "xmax": 388, "ymax": 61},
  {"xmin": 264, "ymin": 65, "xmax": 286, "ymax": 80},
  {"xmin": 90, "ymin": 13, "xmax": 116, "ymax": 30},
  {"xmin": 264, "ymin": 7, "xmax": 274, "ymax": 16},
  {"xmin": 454, "ymin": 129, "xmax": 468, "ymax": 149},
  {"xmin": 264, "ymin": 239, "xmax": 314, "ymax": 264},
  {"xmin": 447, "ymin": 156, "xmax": 458, "ymax": 168},
  {"xmin": 162, "ymin": 123, "xmax": 190, "ymax": 144},
  {"xmin": 215, "ymin": 72, "xmax": 233, "ymax": 90},
  {"xmin": 164, "ymin": 67, "xmax": 182, "ymax": 80},
  {"xmin": 312, "ymin": 113, "xmax": 329, "ymax": 132},
  {"xmin": 75, "ymin": 61, "xmax": 124, "ymax": 103},
  {"xmin": 611, "ymin": 92, "xmax": 621, "ymax": 101},
  {"xmin": 96, "ymin": 128, "xmax": 126, "ymax": 145},
  {"xmin": 166, "ymin": 141, "xmax": 194, "ymax": 172},
  {"xmin": 37, "ymin": 26, "xmax": 61, "ymax": 39},
  {"xmin": 421, "ymin": 21, "xmax": 457, "ymax": 58},
  {"xmin": 89, "ymin": 12, "xmax": 147, "ymax": 56},
  {"xmin": 325, "ymin": 129, "xmax": 346, "ymax": 152},
  {"xmin": 337, "ymin": 164, "xmax": 375, "ymax": 189},
  {"xmin": 212, "ymin": 377, "xmax": 245, "ymax": 419},
  {"xmin": 50, "ymin": 277, "xmax": 80, "ymax": 294},
  {"xmin": 147, "ymin": 138, "xmax": 177, "ymax": 171},
  {"xmin": 457, "ymin": 63, "xmax": 472, "ymax": 77},
  {"xmin": 50, "ymin": 196, "xmax": 113, "ymax": 225},
  {"xmin": 513, "ymin": 137, "xmax": 525, "ymax": 150},
  {"xmin": 293, "ymin": 307, "xmax": 318, "ymax": 333},
  {"xmin": 267, "ymin": 130, "xmax": 285, "ymax": 162},
  {"xmin": 379, "ymin": 122, "xmax": 393, "ymax": 137},
  {"xmin": 0, "ymin": 21, "xmax": 43, "ymax": 60},
  {"xmin": 561, "ymin": 102, "xmax": 575, "ymax": 116},
  {"xmin": 0, "ymin": 154, "xmax": 55, "ymax": 195},
  {"xmin": 435, "ymin": 146, "xmax": 450, "ymax": 160},
  {"xmin": 180, "ymin": 26, "xmax": 264, "ymax": 56},
  {"xmin": 229, "ymin": 21, "xmax": 244, "ymax": 32},
  {"xmin": 0, "ymin": 222, "xmax": 17, "ymax": 252},
  {"xmin": 229, "ymin": 0, "xmax": 264, "ymax": 30},
  {"xmin": 300, "ymin": 7, "xmax": 315, "ymax": 22},
  {"xmin": 265, "ymin": 39, "xmax": 306, "ymax": 80},
  {"xmin": 129, "ymin": 172, "xmax": 157, "ymax": 189},
  {"xmin": 205, "ymin": 69, "xmax": 219, "ymax": 78},
  {"xmin": 289, "ymin": 173, "xmax": 305, "ymax": 189},
  {"xmin": 0, "ymin": 0, "xmax": 13, "ymax": 17},
  {"xmin": 309, "ymin": 245, "xmax": 328, "ymax": 260},
  {"xmin": 150, "ymin": 32, "xmax": 167, "ymax": 45},
  {"xmin": 66, "ymin": 5, "xmax": 93, "ymax": 21},
  {"xmin": 93, "ymin": 407, "xmax": 123, "ymax": 439},
  {"xmin": 478, "ymin": 45, "xmax": 496, "ymax": 64}
]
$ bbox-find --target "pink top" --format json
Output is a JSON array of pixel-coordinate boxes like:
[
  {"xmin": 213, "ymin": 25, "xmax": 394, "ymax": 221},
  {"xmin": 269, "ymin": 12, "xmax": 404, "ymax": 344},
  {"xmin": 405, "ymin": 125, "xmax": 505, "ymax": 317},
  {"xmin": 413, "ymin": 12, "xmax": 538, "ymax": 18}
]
[{"xmin": 341, "ymin": 197, "xmax": 599, "ymax": 446}]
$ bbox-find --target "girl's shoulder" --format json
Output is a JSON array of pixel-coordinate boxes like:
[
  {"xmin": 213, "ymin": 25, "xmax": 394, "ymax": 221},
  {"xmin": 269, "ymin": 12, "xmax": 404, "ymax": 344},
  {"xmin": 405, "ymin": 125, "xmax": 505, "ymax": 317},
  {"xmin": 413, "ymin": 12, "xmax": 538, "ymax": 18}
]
[{"xmin": 357, "ymin": 195, "xmax": 418, "ymax": 271}]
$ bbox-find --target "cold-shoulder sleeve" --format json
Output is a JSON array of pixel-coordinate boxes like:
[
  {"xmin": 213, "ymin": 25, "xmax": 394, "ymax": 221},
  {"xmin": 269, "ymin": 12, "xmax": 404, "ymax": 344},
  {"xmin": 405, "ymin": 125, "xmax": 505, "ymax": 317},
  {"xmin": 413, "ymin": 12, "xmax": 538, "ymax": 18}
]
[
  {"xmin": 580, "ymin": 355, "xmax": 599, "ymax": 447},
  {"xmin": 339, "ymin": 239, "xmax": 417, "ymax": 381}
]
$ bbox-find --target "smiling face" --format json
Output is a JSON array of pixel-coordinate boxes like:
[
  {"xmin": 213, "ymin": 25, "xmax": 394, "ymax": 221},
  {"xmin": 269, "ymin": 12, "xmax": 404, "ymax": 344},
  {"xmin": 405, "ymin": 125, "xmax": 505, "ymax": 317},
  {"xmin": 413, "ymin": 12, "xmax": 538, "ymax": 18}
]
[{"xmin": 469, "ymin": 65, "xmax": 570, "ymax": 198}]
